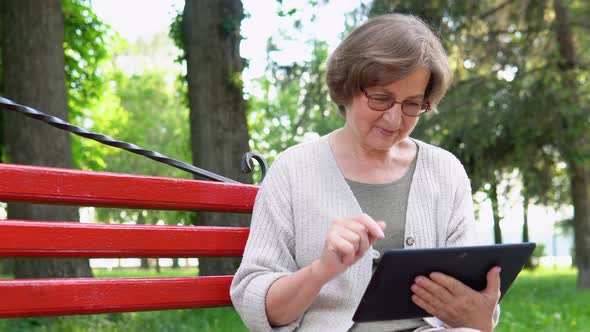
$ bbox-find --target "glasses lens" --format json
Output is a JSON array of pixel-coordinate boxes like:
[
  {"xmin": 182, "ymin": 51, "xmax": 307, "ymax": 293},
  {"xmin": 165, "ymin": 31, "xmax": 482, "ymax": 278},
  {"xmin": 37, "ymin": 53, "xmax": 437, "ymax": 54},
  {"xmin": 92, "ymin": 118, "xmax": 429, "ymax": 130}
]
[
  {"xmin": 368, "ymin": 97, "xmax": 393, "ymax": 111},
  {"xmin": 402, "ymin": 101, "xmax": 423, "ymax": 116}
]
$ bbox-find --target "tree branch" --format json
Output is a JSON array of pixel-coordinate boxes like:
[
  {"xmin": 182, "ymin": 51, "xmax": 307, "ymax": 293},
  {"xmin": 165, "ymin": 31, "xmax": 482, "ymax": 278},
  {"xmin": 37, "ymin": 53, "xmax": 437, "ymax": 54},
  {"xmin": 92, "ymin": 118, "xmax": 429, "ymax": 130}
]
[
  {"xmin": 479, "ymin": 0, "xmax": 516, "ymax": 20},
  {"xmin": 451, "ymin": 0, "xmax": 517, "ymax": 33}
]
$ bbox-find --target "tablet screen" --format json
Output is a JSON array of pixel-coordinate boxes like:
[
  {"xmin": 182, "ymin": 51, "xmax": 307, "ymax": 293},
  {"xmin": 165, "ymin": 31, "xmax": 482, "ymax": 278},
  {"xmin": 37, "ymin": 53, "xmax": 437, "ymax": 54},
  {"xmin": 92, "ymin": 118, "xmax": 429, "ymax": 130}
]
[{"xmin": 353, "ymin": 243, "xmax": 536, "ymax": 322}]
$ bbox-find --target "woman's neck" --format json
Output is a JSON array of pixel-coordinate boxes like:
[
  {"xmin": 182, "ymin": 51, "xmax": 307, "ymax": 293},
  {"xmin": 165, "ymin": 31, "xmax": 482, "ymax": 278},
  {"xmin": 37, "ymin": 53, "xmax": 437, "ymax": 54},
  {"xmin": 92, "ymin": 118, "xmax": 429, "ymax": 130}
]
[{"xmin": 333, "ymin": 127, "xmax": 407, "ymax": 167}]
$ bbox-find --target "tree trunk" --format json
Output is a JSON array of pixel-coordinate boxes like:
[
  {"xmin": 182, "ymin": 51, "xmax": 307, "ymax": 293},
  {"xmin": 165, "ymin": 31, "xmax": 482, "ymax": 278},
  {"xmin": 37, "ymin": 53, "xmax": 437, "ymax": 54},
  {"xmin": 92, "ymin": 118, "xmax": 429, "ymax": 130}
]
[
  {"xmin": 490, "ymin": 179, "xmax": 503, "ymax": 244},
  {"xmin": 553, "ymin": 0, "xmax": 590, "ymax": 288},
  {"xmin": 522, "ymin": 192, "xmax": 533, "ymax": 268},
  {"xmin": 1, "ymin": 0, "xmax": 92, "ymax": 278},
  {"xmin": 522, "ymin": 193, "xmax": 530, "ymax": 243},
  {"xmin": 0, "ymin": 259, "xmax": 13, "ymax": 277},
  {"xmin": 172, "ymin": 258, "xmax": 180, "ymax": 269},
  {"xmin": 571, "ymin": 163, "xmax": 590, "ymax": 287},
  {"xmin": 140, "ymin": 258, "xmax": 150, "ymax": 269},
  {"xmin": 183, "ymin": 0, "xmax": 252, "ymax": 276}
]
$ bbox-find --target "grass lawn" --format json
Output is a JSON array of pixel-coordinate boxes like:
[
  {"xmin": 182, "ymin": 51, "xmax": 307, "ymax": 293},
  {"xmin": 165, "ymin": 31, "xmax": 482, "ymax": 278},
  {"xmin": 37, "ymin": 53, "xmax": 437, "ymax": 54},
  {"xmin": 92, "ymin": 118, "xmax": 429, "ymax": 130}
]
[
  {"xmin": 1, "ymin": 267, "xmax": 588, "ymax": 331},
  {"xmin": 495, "ymin": 267, "xmax": 589, "ymax": 332}
]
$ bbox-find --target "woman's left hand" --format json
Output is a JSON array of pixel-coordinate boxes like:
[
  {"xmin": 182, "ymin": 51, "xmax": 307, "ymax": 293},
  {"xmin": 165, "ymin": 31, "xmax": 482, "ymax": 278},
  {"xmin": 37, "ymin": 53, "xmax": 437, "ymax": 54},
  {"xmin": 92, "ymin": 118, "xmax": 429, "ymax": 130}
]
[{"xmin": 411, "ymin": 266, "xmax": 501, "ymax": 332}]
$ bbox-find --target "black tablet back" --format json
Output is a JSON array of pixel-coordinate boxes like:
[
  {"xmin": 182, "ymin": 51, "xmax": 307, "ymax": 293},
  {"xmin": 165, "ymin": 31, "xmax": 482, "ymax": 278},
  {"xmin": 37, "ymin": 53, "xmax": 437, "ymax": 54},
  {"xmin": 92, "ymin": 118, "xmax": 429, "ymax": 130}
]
[{"xmin": 353, "ymin": 242, "xmax": 536, "ymax": 322}]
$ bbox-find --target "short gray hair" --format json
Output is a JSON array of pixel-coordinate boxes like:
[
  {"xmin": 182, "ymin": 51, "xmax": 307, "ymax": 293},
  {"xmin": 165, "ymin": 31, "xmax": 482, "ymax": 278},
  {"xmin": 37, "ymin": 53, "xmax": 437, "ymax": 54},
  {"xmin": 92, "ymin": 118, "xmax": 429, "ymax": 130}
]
[{"xmin": 326, "ymin": 13, "xmax": 452, "ymax": 115}]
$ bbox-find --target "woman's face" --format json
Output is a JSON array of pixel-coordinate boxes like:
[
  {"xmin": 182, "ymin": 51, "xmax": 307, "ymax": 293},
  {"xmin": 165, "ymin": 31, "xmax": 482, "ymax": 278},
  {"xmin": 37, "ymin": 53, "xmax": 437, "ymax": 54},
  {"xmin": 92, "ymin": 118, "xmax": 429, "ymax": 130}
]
[{"xmin": 344, "ymin": 67, "xmax": 431, "ymax": 152}]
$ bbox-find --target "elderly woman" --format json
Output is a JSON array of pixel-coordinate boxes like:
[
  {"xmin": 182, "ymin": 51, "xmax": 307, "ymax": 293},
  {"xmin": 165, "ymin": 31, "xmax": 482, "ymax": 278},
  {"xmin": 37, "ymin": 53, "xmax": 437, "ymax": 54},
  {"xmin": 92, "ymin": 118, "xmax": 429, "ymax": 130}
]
[{"xmin": 231, "ymin": 13, "xmax": 500, "ymax": 332}]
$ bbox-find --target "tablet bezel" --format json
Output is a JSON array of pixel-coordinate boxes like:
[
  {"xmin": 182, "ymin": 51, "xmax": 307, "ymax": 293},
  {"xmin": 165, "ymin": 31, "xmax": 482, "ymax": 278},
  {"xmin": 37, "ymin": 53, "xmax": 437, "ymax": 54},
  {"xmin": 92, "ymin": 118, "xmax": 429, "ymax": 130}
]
[{"xmin": 352, "ymin": 242, "xmax": 536, "ymax": 322}]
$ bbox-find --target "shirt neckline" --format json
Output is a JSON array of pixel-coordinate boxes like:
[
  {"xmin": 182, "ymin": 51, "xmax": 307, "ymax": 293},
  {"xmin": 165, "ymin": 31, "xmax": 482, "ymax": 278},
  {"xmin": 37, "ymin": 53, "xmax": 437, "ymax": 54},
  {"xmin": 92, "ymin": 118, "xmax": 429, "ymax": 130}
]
[
  {"xmin": 344, "ymin": 146, "xmax": 419, "ymax": 188},
  {"xmin": 322, "ymin": 130, "xmax": 423, "ymax": 187}
]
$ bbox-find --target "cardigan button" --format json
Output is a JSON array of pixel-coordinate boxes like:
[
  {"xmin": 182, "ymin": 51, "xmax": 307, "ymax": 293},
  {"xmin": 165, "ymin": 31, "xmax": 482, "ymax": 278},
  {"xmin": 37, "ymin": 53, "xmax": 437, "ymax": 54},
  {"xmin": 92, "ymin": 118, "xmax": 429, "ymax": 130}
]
[
  {"xmin": 371, "ymin": 249, "xmax": 380, "ymax": 259},
  {"xmin": 405, "ymin": 237, "xmax": 415, "ymax": 246}
]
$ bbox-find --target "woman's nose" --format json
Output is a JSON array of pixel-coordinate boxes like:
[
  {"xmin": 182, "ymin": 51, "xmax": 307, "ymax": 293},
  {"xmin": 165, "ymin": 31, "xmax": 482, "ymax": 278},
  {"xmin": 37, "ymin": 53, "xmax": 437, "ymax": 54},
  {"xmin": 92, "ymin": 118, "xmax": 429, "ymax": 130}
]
[{"xmin": 382, "ymin": 103, "xmax": 403, "ymax": 126}]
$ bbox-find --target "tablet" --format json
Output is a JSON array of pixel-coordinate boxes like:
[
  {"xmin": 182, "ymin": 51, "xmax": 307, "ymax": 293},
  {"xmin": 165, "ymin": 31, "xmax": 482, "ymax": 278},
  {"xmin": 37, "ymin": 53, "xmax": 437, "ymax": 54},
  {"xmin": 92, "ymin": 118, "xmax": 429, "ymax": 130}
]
[{"xmin": 353, "ymin": 242, "xmax": 536, "ymax": 322}]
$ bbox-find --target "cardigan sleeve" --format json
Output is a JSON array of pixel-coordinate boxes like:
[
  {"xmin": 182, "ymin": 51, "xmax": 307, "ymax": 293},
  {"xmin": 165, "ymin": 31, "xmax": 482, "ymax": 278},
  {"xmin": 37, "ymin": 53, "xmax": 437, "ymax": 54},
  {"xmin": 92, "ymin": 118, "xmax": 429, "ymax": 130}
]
[
  {"xmin": 230, "ymin": 156, "xmax": 303, "ymax": 332},
  {"xmin": 425, "ymin": 161, "xmax": 501, "ymax": 329}
]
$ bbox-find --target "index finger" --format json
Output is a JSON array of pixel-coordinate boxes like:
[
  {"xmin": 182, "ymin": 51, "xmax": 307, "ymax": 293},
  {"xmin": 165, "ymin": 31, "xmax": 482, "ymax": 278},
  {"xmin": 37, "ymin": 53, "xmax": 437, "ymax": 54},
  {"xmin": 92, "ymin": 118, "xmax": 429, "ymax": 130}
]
[
  {"xmin": 349, "ymin": 214, "xmax": 385, "ymax": 240},
  {"xmin": 429, "ymin": 272, "xmax": 471, "ymax": 296}
]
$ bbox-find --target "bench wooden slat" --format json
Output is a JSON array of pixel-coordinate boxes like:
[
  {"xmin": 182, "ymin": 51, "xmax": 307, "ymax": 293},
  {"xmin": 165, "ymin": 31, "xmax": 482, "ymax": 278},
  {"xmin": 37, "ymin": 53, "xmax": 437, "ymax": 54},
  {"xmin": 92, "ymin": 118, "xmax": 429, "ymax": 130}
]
[
  {"xmin": 0, "ymin": 276, "xmax": 233, "ymax": 318},
  {"xmin": 0, "ymin": 163, "xmax": 256, "ymax": 317},
  {"xmin": 0, "ymin": 220, "xmax": 249, "ymax": 257},
  {"xmin": 0, "ymin": 163, "xmax": 258, "ymax": 212}
]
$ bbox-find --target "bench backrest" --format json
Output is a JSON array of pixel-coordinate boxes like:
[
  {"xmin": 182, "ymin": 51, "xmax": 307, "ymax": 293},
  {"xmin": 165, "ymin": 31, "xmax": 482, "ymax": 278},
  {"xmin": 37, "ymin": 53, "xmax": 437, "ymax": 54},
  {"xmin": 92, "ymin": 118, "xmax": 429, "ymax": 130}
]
[{"xmin": 0, "ymin": 163, "xmax": 258, "ymax": 318}]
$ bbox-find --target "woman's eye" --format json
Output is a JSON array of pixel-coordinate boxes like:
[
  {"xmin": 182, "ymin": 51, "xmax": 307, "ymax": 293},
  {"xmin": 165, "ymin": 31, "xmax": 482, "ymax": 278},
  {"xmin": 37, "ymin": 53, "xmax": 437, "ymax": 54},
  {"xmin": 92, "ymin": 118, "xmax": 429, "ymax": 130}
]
[
  {"xmin": 372, "ymin": 96, "xmax": 392, "ymax": 103},
  {"xmin": 405, "ymin": 101, "xmax": 421, "ymax": 107}
]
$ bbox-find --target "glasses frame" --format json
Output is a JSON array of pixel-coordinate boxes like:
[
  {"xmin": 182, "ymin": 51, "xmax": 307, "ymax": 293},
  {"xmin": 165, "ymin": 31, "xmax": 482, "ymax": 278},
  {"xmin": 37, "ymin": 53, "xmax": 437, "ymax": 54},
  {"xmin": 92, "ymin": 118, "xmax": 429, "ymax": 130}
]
[{"xmin": 360, "ymin": 87, "xmax": 431, "ymax": 117}]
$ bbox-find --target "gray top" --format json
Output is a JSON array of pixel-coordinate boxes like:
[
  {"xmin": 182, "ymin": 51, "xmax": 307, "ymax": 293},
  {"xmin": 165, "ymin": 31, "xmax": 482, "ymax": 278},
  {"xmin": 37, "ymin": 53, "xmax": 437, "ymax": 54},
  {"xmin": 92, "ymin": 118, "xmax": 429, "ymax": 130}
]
[
  {"xmin": 347, "ymin": 148, "xmax": 424, "ymax": 332},
  {"xmin": 345, "ymin": 147, "xmax": 418, "ymax": 261}
]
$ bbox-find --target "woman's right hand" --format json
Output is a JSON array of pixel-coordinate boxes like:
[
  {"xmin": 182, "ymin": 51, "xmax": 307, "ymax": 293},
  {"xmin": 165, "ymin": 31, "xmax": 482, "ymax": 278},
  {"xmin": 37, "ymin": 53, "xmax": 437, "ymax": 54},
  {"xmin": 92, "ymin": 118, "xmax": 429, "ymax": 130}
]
[{"xmin": 312, "ymin": 214, "xmax": 386, "ymax": 282}]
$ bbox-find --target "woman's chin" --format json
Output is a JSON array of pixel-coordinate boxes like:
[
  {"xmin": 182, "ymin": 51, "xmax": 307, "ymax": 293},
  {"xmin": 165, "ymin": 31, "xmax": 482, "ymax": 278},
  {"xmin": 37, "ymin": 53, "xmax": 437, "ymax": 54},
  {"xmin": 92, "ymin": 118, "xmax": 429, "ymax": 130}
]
[
  {"xmin": 369, "ymin": 131, "xmax": 402, "ymax": 148},
  {"xmin": 364, "ymin": 137, "xmax": 399, "ymax": 152}
]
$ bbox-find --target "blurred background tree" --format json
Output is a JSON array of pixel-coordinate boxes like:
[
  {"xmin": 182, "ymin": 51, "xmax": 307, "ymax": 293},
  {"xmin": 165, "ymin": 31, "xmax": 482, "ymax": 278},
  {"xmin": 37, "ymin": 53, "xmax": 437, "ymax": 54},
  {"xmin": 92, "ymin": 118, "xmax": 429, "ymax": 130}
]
[
  {"xmin": 178, "ymin": 0, "xmax": 253, "ymax": 276},
  {"xmin": 0, "ymin": 0, "xmax": 108, "ymax": 278},
  {"xmin": 369, "ymin": 0, "xmax": 589, "ymax": 287},
  {"xmin": 0, "ymin": 0, "xmax": 587, "ymax": 291}
]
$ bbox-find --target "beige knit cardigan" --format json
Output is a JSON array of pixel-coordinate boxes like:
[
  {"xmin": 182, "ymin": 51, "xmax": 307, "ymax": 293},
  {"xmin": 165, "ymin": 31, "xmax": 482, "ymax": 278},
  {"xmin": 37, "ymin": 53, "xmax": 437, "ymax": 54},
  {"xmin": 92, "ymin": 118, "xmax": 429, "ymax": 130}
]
[{"xmin": 230, "ymin": 133, "xmax": 498, "ymax": 331}]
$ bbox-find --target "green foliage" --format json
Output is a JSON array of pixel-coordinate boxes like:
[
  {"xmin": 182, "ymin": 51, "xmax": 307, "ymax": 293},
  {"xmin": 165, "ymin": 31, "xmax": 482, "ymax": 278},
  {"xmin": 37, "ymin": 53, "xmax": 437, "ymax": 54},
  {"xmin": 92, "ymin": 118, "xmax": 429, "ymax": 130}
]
[
  {"xmin": 0, "ymin": 307, "xmax": 247, "ymax": 332},
  {"xmin": 169, "ymin": 10, "xmax": 185, "ymax": 66},
  {"xmin": 87, "ymin": 66, "xmax": 192, "ymax": 227},
  {"xmin": 0, "ymin": 0, "xmax": 113, "ymax": 169},
  {"xmin": 227, "ymin": 66, "xmax": 244, "ymax": 91},
  {"xmin": 276, "ymin": 0, "xmax": 298, "ymax": 17},
  {"xmin": 220, "ymin": 16, "xmax": 242, "ymax": 35},
  {"xmin": 369, "ymin": 0, "xmax": 589, "ymax": 212},
  {"xmin": 556, "ymin": 218, "xmax": 575, "ymax": 237},
  {"xmin": 62, "ymin": 0, "xmax": 115, "ymax": 170},
  {"xmin": 0, "ymin": 0, "xmax": 115, "ymax": 168},
  {"xmin": 64, "ymin": 24, "xmax": 192, "ymax": 226},
  {"xmin": 278, "ymin": 8, "xmax": 297, "ymax": 17},
  {"xmin": 248, "ymin": 40, "xmax": 343, "ymax": 163},
  {"xmin": 168, "ymin": 10, "xmax": 190, "ymax": 115},
  {"xmin": 62, "ymin": 0, "xmax": 112, "ymax": 116},
  {"xmin": 72, "ymin": 67, "xmax": 128, "ymax": 171}
]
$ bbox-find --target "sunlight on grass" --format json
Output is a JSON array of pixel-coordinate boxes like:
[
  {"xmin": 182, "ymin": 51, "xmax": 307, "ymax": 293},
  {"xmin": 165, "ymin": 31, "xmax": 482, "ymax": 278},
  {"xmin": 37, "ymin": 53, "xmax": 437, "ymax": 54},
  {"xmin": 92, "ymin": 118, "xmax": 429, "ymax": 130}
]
[
  {"xmin": 496, "ymin": 268, "xmax": 590, "ymax": 332},
  {"xmin": 0, "ymin": 308, "xmax": 247, "ymax": 332}
]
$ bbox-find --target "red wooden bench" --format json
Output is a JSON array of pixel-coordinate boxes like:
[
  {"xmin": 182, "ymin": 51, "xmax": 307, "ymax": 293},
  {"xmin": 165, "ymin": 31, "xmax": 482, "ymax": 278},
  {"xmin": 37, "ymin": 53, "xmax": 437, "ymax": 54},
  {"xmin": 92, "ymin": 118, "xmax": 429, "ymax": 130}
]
[{"xmin": 0, "ymin": 163, "xmax": 258, "ymax": 318}]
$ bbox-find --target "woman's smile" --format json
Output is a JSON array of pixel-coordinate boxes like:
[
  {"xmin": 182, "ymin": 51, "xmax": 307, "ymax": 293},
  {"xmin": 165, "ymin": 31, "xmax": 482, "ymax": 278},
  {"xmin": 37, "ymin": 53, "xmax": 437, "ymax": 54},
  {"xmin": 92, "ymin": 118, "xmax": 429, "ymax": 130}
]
[{"xmin": 375, "ymin": 126, "xmax": 396, "ymax": 137}]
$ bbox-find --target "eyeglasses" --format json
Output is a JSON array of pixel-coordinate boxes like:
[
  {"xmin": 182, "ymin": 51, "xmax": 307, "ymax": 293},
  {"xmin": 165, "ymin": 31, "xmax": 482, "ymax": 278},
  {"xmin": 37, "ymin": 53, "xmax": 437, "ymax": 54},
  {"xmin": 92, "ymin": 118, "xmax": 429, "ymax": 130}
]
[{"xmin": 360, "ymin": 87, "xmax": 431, "ymax": 117}]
